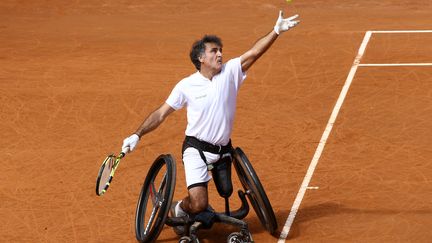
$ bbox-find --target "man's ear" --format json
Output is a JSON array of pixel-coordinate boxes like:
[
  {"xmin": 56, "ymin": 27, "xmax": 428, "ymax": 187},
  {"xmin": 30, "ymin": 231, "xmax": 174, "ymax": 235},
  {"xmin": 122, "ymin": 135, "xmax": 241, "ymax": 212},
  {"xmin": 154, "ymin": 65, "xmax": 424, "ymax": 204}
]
[{"xmin": 198, "ymin": 54, "xmax": 205, "ymax": 63}]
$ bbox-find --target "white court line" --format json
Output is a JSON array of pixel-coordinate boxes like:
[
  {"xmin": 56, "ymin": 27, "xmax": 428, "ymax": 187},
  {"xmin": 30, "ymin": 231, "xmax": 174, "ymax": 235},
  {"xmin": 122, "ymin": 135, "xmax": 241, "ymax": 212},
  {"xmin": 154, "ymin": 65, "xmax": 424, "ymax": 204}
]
[
  {"xmin": 371, "ymin": 30, "xmax": 432, "ymax": 33},
  {"xmin": 359, "ymin": 63, "xmax": 432, "ymax": 67},
  {"xmin": 277, "ymin": 31, "xmax": 373, "ymax": 242}
]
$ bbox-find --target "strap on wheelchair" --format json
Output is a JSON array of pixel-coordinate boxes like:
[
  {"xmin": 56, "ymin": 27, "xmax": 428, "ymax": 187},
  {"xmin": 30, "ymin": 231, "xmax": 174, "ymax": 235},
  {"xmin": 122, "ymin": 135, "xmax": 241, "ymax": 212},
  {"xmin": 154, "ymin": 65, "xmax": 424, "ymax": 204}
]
[
  {"xmin": 182, "ymin": 136, "xmax": 234, "ymax": 214},
  {"xmin": 182, "ymin": 136, "xmax": 233, "ymax": 171}
]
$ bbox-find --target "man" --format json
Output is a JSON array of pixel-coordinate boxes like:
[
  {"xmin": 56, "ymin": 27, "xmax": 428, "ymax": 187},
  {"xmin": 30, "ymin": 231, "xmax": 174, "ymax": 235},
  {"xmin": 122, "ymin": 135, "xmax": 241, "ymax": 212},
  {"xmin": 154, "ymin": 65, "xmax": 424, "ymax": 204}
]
[{"xmin": 121, "ymin": 11, "xmax": 299, "ymax": 233}]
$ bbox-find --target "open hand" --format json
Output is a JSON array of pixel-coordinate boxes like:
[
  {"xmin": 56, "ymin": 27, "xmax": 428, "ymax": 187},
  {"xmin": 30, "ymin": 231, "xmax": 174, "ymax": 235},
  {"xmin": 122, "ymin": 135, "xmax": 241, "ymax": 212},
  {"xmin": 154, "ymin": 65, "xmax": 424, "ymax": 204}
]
[{"xmin": 274, "ymin": 11, "xmax": 300, "ymax": 35}]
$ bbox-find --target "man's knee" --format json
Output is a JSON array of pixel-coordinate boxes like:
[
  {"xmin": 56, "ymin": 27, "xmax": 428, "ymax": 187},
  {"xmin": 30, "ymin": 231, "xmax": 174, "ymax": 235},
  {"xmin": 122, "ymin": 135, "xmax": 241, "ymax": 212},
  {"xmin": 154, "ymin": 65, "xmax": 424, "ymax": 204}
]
[{"xmin": 189, "ymin": 199, "xmax": 207, "ymax": 214}]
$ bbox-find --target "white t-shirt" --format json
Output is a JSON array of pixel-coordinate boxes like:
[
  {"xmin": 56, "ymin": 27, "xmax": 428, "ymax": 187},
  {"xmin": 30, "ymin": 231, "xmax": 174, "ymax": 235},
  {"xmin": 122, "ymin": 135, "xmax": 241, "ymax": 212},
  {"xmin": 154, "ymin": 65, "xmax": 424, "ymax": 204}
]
[{"xmin": 166, "ymin": 57, "xmax": 246, "ymax": 146}]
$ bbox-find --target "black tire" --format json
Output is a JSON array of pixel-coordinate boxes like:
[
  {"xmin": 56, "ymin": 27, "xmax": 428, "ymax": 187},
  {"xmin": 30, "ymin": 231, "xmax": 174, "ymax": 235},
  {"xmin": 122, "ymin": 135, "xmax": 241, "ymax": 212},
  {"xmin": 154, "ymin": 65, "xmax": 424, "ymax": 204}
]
[
  {"xmin": 232, "ymin": 147, "xmax": 277, "ymax": 234},
  {"xmin": 135, "ymin": 154, "xmax": 176, "ymax": 242}
]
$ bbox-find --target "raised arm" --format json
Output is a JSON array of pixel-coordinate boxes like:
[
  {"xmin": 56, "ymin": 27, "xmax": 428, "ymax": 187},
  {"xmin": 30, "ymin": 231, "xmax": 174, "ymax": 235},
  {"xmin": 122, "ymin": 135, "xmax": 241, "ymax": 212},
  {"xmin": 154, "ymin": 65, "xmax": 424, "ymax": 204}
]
[
  {"xmin": 240, "ymin": 11, "xmax": 299, "ymax": 72},
  {"xmin": 121, "ymin": 103, "xmax": 175, "ymax": 153}
]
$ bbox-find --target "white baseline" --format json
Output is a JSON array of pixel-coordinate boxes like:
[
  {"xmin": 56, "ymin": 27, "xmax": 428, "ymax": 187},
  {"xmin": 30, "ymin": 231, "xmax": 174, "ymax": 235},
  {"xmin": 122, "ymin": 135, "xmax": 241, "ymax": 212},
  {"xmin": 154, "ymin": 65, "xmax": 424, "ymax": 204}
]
[
  {"xmin": 359, "ymin": 63, "xmax": 432, "ymax": 67},
  {"xmin": 371, "ymin": 30, "xmax": 432, "ymax": 33}
]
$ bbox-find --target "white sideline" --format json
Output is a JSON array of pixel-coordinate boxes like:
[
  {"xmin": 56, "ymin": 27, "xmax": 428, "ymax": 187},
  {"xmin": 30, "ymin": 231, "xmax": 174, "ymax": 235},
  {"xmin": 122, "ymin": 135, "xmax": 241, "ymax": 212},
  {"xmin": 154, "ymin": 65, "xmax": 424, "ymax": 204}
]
[{"xmin": 277, "ymin": 31, "xmax": 373, "ymax": 242}]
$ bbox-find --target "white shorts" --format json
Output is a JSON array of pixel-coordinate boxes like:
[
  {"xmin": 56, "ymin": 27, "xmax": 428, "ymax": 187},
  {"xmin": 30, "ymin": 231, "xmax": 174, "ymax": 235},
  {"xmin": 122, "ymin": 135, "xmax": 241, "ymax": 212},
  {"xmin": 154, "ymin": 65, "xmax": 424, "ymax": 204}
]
[{"xmin": 183, "ymin": 147, "xmax": 231, "ymax": 188}]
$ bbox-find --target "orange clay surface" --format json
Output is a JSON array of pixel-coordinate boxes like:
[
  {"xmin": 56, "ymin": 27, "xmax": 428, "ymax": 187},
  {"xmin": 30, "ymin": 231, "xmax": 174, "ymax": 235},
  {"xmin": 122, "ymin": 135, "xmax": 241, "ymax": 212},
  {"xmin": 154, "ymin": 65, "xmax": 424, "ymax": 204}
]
[{"xmin": 1, "ymin": 0, "xmax": 432, "ymax": 242}]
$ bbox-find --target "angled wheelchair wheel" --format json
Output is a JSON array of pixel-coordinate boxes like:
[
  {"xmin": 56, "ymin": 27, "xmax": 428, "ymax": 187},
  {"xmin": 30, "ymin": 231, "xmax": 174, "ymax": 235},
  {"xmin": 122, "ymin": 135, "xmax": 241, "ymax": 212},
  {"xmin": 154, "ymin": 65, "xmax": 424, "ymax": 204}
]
[
  {"xmin": 232, "ymin": 147, "xmax": 277, "ymax": 234},
  {"xmin": 135, "ymin": 154, "xmax": 176, "ymax": 242}
]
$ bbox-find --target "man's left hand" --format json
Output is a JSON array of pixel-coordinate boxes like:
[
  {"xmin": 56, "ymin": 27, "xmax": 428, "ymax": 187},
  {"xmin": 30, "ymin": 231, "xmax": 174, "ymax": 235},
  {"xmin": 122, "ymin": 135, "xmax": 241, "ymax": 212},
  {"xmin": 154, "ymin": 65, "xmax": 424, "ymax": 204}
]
[{"xmin": 274, "ymin": 11, "xmax": 300, "ymax": 35}]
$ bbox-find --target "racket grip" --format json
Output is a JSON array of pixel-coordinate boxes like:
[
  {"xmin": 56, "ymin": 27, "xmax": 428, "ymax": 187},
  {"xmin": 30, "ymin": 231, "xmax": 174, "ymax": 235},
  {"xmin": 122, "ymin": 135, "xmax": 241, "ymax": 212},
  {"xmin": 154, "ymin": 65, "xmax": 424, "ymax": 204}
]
[{"xmin": 119, "ymin": 152, "xmax": 126, "ymax": 158}]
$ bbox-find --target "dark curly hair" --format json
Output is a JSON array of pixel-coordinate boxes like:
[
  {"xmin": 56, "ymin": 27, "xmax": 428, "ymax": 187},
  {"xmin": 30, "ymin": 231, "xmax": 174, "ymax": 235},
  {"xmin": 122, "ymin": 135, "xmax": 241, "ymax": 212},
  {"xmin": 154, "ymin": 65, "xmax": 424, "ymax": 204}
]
[{"xmin": 190, "ymin": 35, "xmax": 223, "ymax": 71}]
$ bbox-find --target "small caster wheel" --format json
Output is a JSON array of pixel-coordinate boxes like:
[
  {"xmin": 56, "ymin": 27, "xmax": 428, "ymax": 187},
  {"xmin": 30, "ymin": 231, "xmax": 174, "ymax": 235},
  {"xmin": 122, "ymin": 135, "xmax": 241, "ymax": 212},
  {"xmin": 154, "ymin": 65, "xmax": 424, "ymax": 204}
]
[
  {"xmin": 227, "ymin": 232, "xmax": 243, "ymax": 243},
  {"xmin": 179, "ymin": 236, "xmax": 200, "ymax": 243},
  {"xmin": 179, "ymin": 236, "xmax": 191, "ymax": 243}
]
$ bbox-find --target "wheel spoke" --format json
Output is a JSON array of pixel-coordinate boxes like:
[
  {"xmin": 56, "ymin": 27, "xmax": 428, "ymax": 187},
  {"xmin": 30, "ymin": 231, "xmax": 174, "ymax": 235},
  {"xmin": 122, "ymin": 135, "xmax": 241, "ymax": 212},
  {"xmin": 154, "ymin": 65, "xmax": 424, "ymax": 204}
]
[
  {"xmin": 157, "ymin": 172, "xmax": 167, "ymax": 206},
  {"xmin": 144, "ymin": 204, "xmax": 159, "ymax": 235},
  {"xmin": 149, "ymin": 181, "xmax": 158, "ymax": 206}
]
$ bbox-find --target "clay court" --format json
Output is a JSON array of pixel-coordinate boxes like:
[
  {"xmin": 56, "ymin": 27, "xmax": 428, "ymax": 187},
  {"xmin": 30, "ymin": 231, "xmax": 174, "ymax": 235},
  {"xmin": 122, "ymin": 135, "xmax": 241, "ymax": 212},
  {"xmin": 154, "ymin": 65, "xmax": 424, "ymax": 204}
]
[{"xmin": 1, "ymin": 0, "xmax": 432, "ymax": 242}]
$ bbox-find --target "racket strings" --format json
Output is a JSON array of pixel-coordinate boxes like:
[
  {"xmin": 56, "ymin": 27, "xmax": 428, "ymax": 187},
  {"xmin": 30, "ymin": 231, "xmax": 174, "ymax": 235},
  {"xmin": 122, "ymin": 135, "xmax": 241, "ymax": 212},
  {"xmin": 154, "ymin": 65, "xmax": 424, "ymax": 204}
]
[{"xmin": 97, "ymin": 155, "xmax": 115, "ymax": 195}]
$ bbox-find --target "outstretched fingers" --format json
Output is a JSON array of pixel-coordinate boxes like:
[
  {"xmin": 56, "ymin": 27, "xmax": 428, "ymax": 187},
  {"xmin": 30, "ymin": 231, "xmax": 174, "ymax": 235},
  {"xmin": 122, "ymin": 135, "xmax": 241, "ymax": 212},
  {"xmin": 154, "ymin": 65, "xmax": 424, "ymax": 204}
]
[{"xmin": 286, "ymin": 14, "xmax": 299, "ymax": 21}]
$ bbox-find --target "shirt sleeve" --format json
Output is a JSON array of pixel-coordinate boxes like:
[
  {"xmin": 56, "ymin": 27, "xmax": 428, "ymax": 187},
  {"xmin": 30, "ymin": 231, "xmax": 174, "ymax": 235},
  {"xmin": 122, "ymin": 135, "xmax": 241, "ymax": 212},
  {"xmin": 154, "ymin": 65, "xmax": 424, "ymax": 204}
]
[
  {"xmin": 225, "ymin": 57, "xmax": 247, "ymax": 89},
  {"xmin": 165, "ymin": 82, "xmax": 186, "ymax": 110}
]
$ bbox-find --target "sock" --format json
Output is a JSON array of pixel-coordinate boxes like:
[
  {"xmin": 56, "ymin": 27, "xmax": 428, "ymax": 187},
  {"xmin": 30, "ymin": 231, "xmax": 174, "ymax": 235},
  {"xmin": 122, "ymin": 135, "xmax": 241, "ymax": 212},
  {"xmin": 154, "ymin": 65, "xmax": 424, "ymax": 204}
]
[{"xmin": 175, "ymin": 200, "xmax": 187, "ymax": 217}]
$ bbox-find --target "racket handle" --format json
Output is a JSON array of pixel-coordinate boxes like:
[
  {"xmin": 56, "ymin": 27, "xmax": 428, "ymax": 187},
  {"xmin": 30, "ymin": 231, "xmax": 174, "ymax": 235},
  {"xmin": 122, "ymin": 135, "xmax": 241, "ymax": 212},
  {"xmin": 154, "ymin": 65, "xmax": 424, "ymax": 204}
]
[{"xmin": 119, "ymin": 152, "xmax": 126, "ymax": 158}]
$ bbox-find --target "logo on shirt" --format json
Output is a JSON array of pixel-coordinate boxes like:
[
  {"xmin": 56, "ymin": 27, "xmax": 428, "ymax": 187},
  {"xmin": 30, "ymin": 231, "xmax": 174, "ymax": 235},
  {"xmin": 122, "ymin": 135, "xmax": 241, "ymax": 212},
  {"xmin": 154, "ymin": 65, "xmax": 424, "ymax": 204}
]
[{"xmin": 195, "ymin": 94, "xmax": 207, "ymax": 100}]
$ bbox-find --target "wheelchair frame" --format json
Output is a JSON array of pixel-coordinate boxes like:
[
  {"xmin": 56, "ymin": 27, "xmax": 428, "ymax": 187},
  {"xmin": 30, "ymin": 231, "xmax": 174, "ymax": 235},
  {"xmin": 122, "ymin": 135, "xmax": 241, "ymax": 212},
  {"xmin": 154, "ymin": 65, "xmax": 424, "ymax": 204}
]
[{"xmin": 134, "ymin": 147, "xmax": 277, "ymax": 243}]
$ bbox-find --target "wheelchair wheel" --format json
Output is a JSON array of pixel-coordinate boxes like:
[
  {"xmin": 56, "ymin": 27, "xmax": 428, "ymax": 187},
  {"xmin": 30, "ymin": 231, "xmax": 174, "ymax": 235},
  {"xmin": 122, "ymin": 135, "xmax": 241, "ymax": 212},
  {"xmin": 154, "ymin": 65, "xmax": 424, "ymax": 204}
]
[
  {"xmin": 232, "ymin": 147, "xmax": 277, "ymax": 234},
  {"xmin": 135, "ymin": 154, "xmax": 176, "ymax": 242}
]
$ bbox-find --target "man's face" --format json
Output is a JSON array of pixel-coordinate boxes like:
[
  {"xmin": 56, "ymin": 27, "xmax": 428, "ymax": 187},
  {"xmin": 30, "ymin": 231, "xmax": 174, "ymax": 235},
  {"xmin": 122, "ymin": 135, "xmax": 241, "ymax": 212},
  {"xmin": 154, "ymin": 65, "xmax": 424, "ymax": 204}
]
[{"xmin": 199, "ymin": 42, "xmax": 223, "ymax": 73}]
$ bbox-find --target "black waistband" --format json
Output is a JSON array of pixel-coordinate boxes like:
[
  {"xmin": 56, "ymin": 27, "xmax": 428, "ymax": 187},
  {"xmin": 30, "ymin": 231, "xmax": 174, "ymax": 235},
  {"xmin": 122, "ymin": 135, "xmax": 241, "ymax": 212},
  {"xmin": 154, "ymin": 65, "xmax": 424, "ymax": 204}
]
[{"xmin": 184, "ymin": 136, "xmax": 232, "ymax": 154}]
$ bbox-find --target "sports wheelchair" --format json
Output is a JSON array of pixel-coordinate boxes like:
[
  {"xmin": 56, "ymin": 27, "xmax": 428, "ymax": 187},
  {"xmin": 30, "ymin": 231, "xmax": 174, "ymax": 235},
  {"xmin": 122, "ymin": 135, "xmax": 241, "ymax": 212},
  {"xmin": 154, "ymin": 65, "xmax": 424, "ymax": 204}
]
[{"xmin": 134, "ymin": 147, "xmax": 277, "ymax": 243}]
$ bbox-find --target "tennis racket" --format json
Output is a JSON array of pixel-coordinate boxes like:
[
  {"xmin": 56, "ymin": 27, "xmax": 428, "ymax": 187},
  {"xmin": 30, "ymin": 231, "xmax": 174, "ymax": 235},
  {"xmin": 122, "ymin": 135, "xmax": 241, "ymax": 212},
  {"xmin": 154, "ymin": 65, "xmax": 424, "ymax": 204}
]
[{"xmin": 95, "ymin": 152, "xmax": 125, "ymax": 196}]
